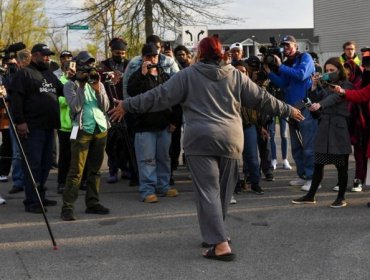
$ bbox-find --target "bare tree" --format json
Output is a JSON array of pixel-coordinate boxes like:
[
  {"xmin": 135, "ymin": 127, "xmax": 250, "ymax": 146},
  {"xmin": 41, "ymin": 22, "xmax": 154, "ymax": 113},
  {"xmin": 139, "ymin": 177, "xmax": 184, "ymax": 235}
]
[{"xmin": 63, "ymin": 0, "xmax": 240, "ymax": 57}]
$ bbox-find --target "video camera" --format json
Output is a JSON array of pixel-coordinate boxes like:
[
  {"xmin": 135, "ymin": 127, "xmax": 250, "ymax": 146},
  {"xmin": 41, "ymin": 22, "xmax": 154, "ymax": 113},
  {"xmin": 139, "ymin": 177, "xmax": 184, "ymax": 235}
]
[
  {"xmin": 76, "ymin": 64, "xmax": 100, "ymax": 84},
  {"xmin": 361, "ymin": 47, "xmax": 370, "ymax": 68},
  {"xmin": 0, "ymin": 42, "xmax": 26, "ymax": 59},
  {"xmin": 259, "ymin": 37, "xmax": 283, "ymax": 71}
]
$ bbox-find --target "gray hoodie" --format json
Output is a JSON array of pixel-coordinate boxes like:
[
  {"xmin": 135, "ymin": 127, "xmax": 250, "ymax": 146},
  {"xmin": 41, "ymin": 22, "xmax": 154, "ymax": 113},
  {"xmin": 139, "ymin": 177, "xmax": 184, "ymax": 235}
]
[{"xmin": 123, "ymin": 62, "xmax": 292, "ymax": 159}]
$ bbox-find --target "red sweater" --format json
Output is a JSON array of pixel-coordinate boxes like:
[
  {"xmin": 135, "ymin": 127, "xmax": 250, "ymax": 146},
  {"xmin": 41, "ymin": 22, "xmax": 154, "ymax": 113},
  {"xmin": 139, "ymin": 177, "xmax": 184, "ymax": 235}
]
[
  {"xmin": 345, "ymin": 84, "xmax": 370, "ymax": 157},
  {"xmin": 345, "ymin": 83, "xmax": 370, "ymax": 103}
]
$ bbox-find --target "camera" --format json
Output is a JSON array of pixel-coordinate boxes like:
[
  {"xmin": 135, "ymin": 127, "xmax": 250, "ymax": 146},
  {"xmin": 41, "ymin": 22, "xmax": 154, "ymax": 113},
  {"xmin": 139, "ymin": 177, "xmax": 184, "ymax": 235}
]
[
  {"xmin": 259, "ymin": 37, "xmax": 284, "ymax": 71},
  {"xmin": 76, "ymin": 64, "xmax": 100, "ymax": 83},
  {"xmin": 361, "ymin": 47, "xmax": 370, "ymax": 67},
  {"xmin": 303, "ymin": 97, "xmax": 321, "ymax": 119},
  {"xmin": 147, "ymin": 64, "xmax": 159, "ymax": 70}
]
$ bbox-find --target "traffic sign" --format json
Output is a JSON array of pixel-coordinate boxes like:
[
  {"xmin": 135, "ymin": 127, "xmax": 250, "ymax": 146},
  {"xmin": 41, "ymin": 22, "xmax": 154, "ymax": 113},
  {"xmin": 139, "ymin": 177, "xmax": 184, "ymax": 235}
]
[
  {"xmin": 68, "ymin": 25, "xmax": 89, "ymax": 30},
  {"xmin": 181, "ymin": 26, "xmax": 208, "ymax": 49}
]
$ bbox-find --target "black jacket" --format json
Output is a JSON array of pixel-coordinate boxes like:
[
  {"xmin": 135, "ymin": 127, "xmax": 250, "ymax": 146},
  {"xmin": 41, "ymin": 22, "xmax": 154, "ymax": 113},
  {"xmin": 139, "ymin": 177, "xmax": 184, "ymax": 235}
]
[
  {"xmin": 9, "ymin": 61, "xmax": 63, "ymax": 129},
  {"xmin": 127, "ymin": 66, "xmax": 179, "ymax": 132}
]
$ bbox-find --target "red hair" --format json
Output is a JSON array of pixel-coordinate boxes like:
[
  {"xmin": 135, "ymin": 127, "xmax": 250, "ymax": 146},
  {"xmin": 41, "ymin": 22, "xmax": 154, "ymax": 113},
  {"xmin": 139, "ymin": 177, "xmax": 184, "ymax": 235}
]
[{"xmin": 198, "ymin": 36, "xmax": 223, "ymax": 62}]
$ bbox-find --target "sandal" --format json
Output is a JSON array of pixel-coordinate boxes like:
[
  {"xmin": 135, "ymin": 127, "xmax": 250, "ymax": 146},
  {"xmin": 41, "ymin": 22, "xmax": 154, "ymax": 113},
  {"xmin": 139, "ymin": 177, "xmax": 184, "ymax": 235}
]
[{"xmin": 203, "ymin": 246, "xmax": 235, "ymax": 262}]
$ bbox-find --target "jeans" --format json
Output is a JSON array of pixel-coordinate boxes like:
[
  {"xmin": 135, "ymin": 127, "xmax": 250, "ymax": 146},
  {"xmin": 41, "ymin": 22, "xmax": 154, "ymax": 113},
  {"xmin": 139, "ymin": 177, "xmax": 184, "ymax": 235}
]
[
  {"xmin": 9, "ymin": 126, "xmax": 24, "ymax": 188},
  {"xmin": 242, "ymin": 125, "xmax": 260, "ymax": 185},
  {"xmin": 57, "ymin": 130, "xmax": 71, "ymax": 185},
  {"xmin": 134, "ymin": 130, "xmax": 171, "ymax": 200},
  {"xmin": 62, "ymin": 130, "xmax": 107, "ymax": 211},
  {"xmin": 289, "ymin": 109, "xmax": 318, "ymax": 180},
  {"xmin": 21, "ymin": 128, "xmax": 54, "ymax": 206},
  {"xmin": 269, "ymin": 117, "xmax": 289, "ymax": 160}
]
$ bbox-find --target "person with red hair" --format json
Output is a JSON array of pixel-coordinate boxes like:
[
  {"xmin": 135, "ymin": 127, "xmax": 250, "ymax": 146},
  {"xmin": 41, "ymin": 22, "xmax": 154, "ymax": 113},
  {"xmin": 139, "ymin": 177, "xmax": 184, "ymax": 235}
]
[{"xmin": 110, "ymin": 36, "xmax": 304, "ymax": 261}]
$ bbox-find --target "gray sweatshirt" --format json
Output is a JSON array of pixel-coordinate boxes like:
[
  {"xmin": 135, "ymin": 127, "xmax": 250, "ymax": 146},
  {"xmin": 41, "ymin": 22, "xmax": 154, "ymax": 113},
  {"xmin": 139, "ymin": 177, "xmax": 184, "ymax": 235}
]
[{"xmin": 123, "ymin": 62, "xmax": 292, "ymax": 159}]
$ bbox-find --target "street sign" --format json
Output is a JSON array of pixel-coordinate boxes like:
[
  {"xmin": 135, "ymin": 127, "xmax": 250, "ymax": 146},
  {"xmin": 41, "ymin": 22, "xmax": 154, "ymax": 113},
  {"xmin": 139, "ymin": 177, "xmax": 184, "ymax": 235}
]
[
  {"xmin": 68, "ymin": 25, "xmax": 89, "ymax": 30},
  {"xmin": 181, "ymin": 26, "xmax": 208, "ymax": 49}
]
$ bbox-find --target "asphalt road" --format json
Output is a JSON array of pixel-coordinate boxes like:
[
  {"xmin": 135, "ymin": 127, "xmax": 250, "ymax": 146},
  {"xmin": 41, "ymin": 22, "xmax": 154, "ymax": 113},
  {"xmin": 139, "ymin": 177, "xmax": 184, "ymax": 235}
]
[{"xmin": 1, "ymin": 149, "xmax": 370, "ymax": 280}]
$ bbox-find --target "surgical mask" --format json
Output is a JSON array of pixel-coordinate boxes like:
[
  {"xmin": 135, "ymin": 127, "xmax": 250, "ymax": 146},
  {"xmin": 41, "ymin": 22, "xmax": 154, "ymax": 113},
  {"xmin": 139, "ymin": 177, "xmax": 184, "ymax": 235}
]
[{"xmin": 321, "ymin": 71, "xmax": 339, "ymax": 82}]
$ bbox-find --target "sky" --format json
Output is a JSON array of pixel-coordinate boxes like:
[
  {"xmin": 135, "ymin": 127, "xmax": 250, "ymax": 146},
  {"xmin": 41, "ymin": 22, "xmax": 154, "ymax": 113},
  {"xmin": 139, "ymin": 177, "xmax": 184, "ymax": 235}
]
[{"xmin": 44, "ymin": 0, "xmax": 314, "ymax": 50}]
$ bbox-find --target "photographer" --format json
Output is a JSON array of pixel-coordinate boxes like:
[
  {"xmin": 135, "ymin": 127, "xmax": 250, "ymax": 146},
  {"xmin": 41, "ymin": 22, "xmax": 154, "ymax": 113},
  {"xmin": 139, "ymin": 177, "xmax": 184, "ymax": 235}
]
[
  {"xmin": 264, "ymin": 35, "xmax": 317, "ymax": 191},
  {"xmin": 127, "ymin": 43, "xmax": 179, "ymax": 203},
  {"xmin": 98, "ymin": 38, "xmax": 133, "ymax": 184},
  {"xmin": 60, "ymin": 51, "xmax": 110, "ymax": 221}
]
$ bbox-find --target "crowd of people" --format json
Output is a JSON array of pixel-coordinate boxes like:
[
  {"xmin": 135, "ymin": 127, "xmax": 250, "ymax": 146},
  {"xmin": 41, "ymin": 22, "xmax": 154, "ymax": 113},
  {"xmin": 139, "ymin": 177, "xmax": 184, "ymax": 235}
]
[{"xmin": 0, "ymin": 34, "xmax": 370, "ymax": 261}]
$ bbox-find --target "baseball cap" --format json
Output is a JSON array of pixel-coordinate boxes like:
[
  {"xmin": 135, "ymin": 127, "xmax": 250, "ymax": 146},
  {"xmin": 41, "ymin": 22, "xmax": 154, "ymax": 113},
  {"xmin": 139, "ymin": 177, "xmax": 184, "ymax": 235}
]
[
  {"xmin": 230, "ymin": 42, "xmax": 243, "ymax": 51},
  {"xmin": 31, "ymin": 43, "xmax": 55, "ymax": 56},
  {"xmin": 60, "ymin": 50, "xmax": 73, "ymax": 58},
  {"xmin": 75, "ymin": 51, "xmax": 95, "ymax": 64},
  {"xmin": 245, "ymin": 56, "xmax": 261, "ymax": 68},
  {"xmin": 281, "ymin": 35, "xmax": 297, "ymax": 44},
  {"xmin": 142, "ymin": 43, "xmax": 159, "ymax": 56}
]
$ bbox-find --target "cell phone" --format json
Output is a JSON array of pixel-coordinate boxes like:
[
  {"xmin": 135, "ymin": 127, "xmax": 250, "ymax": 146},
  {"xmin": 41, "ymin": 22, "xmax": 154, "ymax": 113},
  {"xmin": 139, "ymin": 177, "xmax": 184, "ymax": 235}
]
[
  {"xmin": 68, "ymin": 61, "xmax": 76, "ymax": 71},
  {"xmin": 164, "ymin": 41, "xmax": 171, "ymax": 51}
]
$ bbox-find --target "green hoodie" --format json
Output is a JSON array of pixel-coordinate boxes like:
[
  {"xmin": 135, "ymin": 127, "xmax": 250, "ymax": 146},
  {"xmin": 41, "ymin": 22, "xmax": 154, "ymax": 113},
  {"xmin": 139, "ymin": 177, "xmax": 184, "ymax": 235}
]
[{"xmin": 59, "ymin": 74, "xmax": 72, "ymax": 132}]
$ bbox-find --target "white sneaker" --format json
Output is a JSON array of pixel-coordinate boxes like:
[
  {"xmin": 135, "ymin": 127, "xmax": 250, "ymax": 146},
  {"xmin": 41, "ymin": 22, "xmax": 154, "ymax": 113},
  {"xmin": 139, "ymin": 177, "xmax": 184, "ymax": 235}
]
[
  {"xmin": 289, "ymin": 178, "xmax": 306, "ymax": 186},
  {"xmin": 301, "ymin": 180, "xmax": 322, "ymax": 192},
  {"xmin": 351, "ymin": 179, "xmax": 363, "ymax": 192},
  {"xmin": 230, "ymin": 195, "xmax": 237, "ymax": 204},
  {"xmin": 282, "ymin": 159, "xmax": 292, "ymax": 170},
  {"xmin": 0, "ymin": 175, "xmax": 8, "ymax": 182},
  {"xmin": 271, "ymin": 159, "xmax": 277, "ymax": 170},
  {"xmin": 0, "ymin": 195, "xmax": 6, "ymax": 205},
  {"xmin": 332, "ymin": 185, "xmax": 339, "ymax": 192}
]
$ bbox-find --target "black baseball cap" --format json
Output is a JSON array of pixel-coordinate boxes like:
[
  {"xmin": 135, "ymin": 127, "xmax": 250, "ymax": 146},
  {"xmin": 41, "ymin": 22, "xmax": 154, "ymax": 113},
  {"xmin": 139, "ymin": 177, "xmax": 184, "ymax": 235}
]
[
  {"xmin": 75, "ymin": 51, "xmax": 95, "ymax": 64},
  {"xmin": 60, "ymin": 50, "xmax": 73, "ymax": 58},
  {"xmin": 246, "ymin": 56, "xmax": 261, "ymax": 68},
  {"xmin": 31, "ymin": 43, "xmax": 55, "ymax": 56},
  {"xmin": 142, "ymin": 44, "xmax": 159, "ymax": 56},
  {"xmin": 281, "ymin": 35, "xmax": 297, "ymax": 44}
]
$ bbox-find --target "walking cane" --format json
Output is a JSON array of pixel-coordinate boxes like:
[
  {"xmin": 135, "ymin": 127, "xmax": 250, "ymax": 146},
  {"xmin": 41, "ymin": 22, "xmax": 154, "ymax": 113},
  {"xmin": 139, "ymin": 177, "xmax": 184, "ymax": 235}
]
[{"xmin": 0, "ymin": 93, "xmax": 58, "ymax": 250}]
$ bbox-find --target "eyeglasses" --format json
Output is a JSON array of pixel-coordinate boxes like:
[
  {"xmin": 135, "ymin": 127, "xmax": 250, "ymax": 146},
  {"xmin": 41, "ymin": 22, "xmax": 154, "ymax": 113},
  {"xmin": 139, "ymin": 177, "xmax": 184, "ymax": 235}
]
[{"xmin": 345, "ymin": 48, "xmax": 354, "ymax": 51}]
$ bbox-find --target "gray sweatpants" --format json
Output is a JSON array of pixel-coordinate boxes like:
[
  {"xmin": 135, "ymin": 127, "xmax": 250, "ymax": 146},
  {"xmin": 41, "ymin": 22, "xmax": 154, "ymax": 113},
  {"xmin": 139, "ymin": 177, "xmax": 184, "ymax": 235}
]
[{"xmin": 186, "ymin": 155, "xmax": 239, "ymax": 245}]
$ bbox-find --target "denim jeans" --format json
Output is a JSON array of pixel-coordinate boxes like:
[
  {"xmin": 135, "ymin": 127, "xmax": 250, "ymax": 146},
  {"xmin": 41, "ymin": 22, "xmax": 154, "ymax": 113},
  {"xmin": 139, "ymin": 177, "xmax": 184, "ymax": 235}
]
[
  {"xmin": 242, "ymin": 125, "xmax": 260, "ymax": 185},
  {"xmin": 269, "ymin": 116, "xmax": 289, "ymax": 160},
  {"xmin": 62, "ymin": 130, "xmax": 107, "ymax": 211},
  {"xmin": 21, "ymin": 128, "xmax": 54, "ymax": 206},
  {"xmin": 134, "ymin": 130, "xmax": 171, "ymax": 200},
  {"xmin": 9, "ymin": 126, "xmax": 24, "ymax": 188},
  {"xmin": 289, "ymin": 109, "xmax": 318, "ymax": 180},
  {"xmin": 57, "ymin": 130, "xmax": 71, "ymax": 185}
]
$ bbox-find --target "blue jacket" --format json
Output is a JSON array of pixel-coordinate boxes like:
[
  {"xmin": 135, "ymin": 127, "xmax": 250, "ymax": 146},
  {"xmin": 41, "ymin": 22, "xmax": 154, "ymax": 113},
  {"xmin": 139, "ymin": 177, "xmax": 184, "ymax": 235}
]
[{"xmin": 268, "ymin": 52, "xmax": 315, "ymax": 106}]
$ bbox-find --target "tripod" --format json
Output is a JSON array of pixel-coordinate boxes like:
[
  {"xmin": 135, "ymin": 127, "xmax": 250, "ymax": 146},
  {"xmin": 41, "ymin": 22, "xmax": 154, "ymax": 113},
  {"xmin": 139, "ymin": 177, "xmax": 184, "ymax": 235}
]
[
  {"xmin": 103, "ymin": 78, "xmax": 138, "ymax": 178},
  {"xmin": 0, "ymin": 94, "xmax": 58, "ymax": 250}
]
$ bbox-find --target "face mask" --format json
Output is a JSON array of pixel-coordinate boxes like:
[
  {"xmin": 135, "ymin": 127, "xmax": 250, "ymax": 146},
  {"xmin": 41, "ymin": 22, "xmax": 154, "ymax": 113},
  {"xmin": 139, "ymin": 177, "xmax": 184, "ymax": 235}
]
[
  {"xmin": 321, "ymin": 71, "xmax": 339, "ymax": 82},
  {"xmin": 112, "ymin": 55, "xmax": 123, "ymax": 64}
]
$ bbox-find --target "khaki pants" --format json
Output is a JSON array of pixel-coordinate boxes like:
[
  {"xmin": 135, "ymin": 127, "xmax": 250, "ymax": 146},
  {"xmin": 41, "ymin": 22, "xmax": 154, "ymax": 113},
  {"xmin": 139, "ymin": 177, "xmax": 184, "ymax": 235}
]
[{"xmin": 62, "ymin": 129, "xmax": 107, "ymax": 211}]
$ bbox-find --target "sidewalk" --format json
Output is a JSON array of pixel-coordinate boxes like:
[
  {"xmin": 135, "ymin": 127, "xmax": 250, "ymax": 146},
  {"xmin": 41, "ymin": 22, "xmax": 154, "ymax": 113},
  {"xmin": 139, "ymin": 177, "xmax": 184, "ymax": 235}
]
[{"xmin": 1, "ymin": 154, "xmax": 370, "ymax": 280}]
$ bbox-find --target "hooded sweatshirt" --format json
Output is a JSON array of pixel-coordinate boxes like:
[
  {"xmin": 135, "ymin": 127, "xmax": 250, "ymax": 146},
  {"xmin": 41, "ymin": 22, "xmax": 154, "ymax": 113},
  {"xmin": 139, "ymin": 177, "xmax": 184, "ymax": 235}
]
[{"xmin": 123, "ymin": 62, "xmax": 292, "ymax": 159}]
